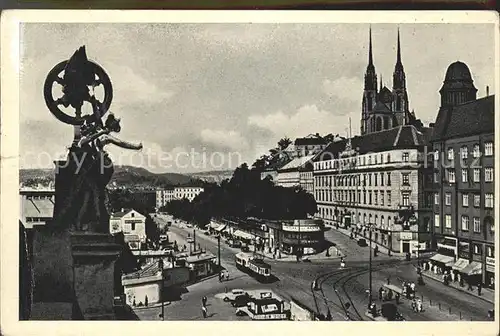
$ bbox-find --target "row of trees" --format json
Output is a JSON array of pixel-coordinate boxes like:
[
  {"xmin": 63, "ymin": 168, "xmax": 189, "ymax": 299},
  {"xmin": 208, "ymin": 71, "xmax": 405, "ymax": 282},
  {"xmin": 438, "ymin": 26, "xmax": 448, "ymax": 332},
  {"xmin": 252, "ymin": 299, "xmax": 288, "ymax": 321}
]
[{"xmin": 160, "ymin": 163, "xmax": 317, "ymax": 228}]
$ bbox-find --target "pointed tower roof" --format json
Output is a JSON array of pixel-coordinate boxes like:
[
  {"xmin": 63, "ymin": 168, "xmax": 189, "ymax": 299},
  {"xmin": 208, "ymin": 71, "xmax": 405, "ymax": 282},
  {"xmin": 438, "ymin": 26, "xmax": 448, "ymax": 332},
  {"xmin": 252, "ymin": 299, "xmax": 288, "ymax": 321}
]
[{"xmin": 395, "ymin": 28, "xmax": 404, "ymax": 70}]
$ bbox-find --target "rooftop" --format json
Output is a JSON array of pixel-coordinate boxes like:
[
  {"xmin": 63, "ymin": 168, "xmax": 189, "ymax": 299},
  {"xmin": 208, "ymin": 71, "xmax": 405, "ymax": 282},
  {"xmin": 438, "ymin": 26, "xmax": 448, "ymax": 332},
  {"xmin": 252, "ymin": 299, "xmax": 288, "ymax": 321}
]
[
  {"xmin": 22, "ymin": 198, "xmax": 54, "ymax": 219},
  {"xmin": 314, "ymin": 124, "xmax": 427, "ymax": 161},
  {"xmin": 432, "ymin": 95, "xmax": 494, "ymax": 141},
  {"xmin": 278, "ymin": 155, "xmax": 315, "ymax": 171}
]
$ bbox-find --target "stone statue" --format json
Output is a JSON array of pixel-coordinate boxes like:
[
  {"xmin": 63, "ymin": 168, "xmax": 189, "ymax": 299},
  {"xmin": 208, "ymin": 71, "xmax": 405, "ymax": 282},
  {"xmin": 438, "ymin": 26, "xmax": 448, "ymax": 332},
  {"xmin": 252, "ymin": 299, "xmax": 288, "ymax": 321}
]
[{"xmin": 44, "ymin": 46, "xmax": 142, "ymax": 232}]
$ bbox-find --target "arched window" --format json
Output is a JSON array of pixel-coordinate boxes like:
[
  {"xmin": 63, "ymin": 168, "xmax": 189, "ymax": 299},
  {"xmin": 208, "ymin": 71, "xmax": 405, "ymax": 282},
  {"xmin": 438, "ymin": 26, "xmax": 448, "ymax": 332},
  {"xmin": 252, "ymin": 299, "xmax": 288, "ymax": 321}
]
[
  {"xmin": 396, "ymin": 96, "xmax": 402, "ymax": 111},
  {"xmin": 384, "ymin": 116, "xmax": 389, "ymax": 130},
  {"xmin": 381, "ymin": 216, "xmax": 385, "ymax": 227}
]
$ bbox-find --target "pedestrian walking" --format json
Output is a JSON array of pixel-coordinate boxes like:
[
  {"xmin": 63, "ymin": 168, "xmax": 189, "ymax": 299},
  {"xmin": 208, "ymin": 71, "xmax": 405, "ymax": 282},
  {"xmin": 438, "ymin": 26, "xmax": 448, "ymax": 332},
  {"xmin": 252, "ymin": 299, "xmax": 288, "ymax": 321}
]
[
  {"xmin": 226, "ymin": 272, "xmax": 229, "ymax": 281},
  {"xmin": 411, "ymin": 299, "xmax": 417, "ymax": 312},
  {"xmin": 387, "ymin": 276, "xmax": 391, "ymax": 285},
  {"xmin": 395, "ymin": 292, "xmax": 400, "ymax": 304},
  {"xmin": 387, "ymin": 289, "xmax": 393, "ymax": 301},
  {"xmin": 417, "ymin": 299, "xmax": 423, "ymax": 312},
  {"xmin": 477, "ymin": 283, "xmax": 482, "ymax": 296},
  {"xmin": 145, "ymin": 295, "xmax": 148, "ymax": 307},
  {"xmin": 202, "ymin": 305, "xmax": 208, "ymax": 318},
  {"xmin": 378, "ymin": 287, "xmax": 384, "ymax": 301},
  {"xmin": 202, "ymin": 296, "xmax": 207, "ymax": 307}
]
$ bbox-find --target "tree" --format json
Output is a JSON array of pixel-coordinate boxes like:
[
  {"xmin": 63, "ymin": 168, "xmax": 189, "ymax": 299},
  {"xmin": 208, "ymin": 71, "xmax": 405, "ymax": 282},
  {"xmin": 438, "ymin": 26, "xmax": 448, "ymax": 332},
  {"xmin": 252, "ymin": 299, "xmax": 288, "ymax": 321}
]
[{"xmin": 278, "ymin": 137, "xmax": 292, "ymax": 150}]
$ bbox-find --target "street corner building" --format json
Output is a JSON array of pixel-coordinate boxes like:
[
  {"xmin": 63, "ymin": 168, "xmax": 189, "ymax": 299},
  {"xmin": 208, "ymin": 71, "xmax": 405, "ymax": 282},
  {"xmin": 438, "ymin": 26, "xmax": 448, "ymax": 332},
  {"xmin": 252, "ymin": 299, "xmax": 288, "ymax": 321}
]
[
  {"xmin": 430, "ymin": 61, "xmax": 495, "ymax": 289},
  {"xmin": 313, "ymin": 28, "xmax": 434, "ymax": 255}
]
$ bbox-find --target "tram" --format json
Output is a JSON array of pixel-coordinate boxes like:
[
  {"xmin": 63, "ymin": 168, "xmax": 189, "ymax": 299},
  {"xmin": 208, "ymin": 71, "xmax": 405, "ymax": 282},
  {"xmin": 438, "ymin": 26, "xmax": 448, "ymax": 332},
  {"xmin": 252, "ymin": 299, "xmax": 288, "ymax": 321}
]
[{"xmin": 235, "ymin": 252, "xmax": 272, "ymax": 282}]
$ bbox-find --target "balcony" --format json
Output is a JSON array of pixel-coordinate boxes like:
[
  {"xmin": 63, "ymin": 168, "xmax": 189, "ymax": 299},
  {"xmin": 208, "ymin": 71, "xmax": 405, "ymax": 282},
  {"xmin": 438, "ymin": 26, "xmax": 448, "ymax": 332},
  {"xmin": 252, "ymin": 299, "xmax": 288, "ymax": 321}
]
[{"xmin": 397, "ymin": 203, "xmax": 414, "ymax": 211}]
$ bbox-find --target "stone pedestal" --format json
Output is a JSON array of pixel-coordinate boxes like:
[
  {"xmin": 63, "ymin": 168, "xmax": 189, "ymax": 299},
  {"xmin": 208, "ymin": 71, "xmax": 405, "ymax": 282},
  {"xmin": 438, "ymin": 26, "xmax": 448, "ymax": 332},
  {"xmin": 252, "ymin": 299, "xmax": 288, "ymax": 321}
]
[
  {"xmin": 30, "ymin": 229, "xmax": 122, "ymax": 320},
  {"xmin": 71, "ymin": 232, "xmax": 122, "ymax": 320},
  {"xmin": 31, "ymin": 228, "xmax": 74, "ymax": 320}
]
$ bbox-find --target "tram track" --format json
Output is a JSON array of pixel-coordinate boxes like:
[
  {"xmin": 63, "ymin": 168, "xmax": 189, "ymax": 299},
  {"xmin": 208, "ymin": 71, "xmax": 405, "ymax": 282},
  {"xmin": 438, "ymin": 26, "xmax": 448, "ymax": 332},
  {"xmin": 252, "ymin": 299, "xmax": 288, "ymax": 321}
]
[{"xmin": 313, "ymin": 259, "xmax": 415, "ymax": 321}]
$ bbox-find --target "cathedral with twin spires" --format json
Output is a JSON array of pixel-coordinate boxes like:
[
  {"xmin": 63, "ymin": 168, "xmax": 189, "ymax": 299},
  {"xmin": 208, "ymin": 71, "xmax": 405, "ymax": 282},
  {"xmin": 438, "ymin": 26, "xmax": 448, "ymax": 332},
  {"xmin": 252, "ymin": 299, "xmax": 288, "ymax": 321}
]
[{"xmin": 361, "ymin": 28, "xmax": 422, "ymax": 135}]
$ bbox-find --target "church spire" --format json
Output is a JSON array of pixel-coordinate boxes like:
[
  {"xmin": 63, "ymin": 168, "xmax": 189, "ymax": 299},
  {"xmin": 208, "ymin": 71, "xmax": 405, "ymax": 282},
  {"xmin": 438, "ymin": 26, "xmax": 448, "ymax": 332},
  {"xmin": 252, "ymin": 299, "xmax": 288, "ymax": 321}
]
[
  {"xmin": 368, "ymin": 27, "xmax": 374, "ymax": 67},
  {"xmin": 396, "ymin": 27, "xmax": 402, "ymax": 66},
  {"xmin": 364, "ymin": 27, "xmax": 377, "ymax": 90},
  {"xmin": 393, "ymin": 27, "xmax": 406, "ymax": 90}
]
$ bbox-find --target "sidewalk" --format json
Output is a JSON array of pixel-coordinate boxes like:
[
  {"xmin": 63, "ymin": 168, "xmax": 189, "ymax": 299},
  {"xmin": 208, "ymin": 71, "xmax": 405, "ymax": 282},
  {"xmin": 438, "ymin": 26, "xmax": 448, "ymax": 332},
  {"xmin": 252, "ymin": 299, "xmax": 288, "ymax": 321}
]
[{"xmin": 420, "ymin": 269, "xmax": 495, "ymax": 304}]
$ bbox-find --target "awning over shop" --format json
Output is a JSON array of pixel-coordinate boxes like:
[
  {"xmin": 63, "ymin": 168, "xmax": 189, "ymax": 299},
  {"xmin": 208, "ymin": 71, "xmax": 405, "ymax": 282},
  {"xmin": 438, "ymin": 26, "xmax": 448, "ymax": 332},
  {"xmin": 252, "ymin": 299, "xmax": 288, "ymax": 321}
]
[
  {"xmin": 214, "ymin": 225, "xmax": 226, "ymax": 232},
  {"xmin": 430, "ymin": 254, "xmax": 455, "ymax": 266},
  {"xmin": 452, "ymin": 258, "xmax": 469, "ymax": 271},
  {"xmin": 461, "ymin": 261, "xmax": 482, "ymax": 275},
  {"xmin": 233, "ymin": 230, "xmax": 254, "ymax": 240}
]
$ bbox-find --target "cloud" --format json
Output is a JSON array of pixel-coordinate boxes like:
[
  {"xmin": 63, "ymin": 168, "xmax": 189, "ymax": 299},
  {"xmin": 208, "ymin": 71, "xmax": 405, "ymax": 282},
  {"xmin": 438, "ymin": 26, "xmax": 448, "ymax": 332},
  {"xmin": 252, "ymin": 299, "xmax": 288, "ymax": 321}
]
[
  {"xmin": 248, "ymin": 104, "xmax": 360, "ymax": 141},
  {"xmin": 322, "ymin": 76, "xmax": 364, "ymax": 103},
  {"xmin": 107, "ymin": 64, "xmax": 174, "ymax": 105},
  {"xmin": 200, "ymin": 129, "xmax": 249, "ymax": 151}
]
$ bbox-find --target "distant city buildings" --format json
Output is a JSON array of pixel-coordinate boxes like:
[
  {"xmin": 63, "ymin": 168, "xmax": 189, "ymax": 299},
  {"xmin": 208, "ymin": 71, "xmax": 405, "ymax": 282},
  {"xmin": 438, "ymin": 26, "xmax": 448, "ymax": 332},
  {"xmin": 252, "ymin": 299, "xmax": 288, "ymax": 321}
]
[
  {"xmin": 19, "ymin": 187, "xmax": 55, "ymax": 229},
  {"xmin": 430, "ymin": 61, "xmax": 495, "ymax": 289},
  {"xmin": 155, "ymin": 186, "xmax": 205, "ymax": 209},
  {"xmin": 276, "ymin": 155, "xmax": 315, "ymax": 191},
  {"xmin": 110, "ymin": 209, "xmax": 147, "ymax": 249}
]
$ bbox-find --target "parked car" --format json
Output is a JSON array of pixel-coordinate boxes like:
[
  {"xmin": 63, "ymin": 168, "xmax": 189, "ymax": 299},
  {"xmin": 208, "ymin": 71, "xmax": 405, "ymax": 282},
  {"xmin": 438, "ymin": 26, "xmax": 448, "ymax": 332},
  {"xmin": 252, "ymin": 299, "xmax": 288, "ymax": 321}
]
[
  {"xmin": 204, "ymin": 231, "xmax": 210, "ymax": 236},
  {"xmin": 231, "ymin": 294, "xmax": 251, "ymax": 307},
  {"xmin": 357, "ymin": 238, "xmax": 367, "ymax": 247},
  {"xmin": 186, "ymin": 223, "xmax": 193, "ymax": 228},
  {"xmin": 240, "ymin": 245, "xmax": 250, "ymax": 252},
  {"xmin": 223, "ymin": 289, "xmax": 246, "ymax": 302}
]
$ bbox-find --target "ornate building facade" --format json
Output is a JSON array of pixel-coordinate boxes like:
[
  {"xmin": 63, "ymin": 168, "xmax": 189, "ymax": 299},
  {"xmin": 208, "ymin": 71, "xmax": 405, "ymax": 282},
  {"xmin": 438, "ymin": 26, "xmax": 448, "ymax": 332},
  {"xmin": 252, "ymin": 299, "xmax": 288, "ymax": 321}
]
[
  {"xmin": 430, "ymin": 61, "xmax": 495, "ymax": 289},
  {"xmin": 313, "ymin": 29, "xmax": 434, "ymax": 254}
]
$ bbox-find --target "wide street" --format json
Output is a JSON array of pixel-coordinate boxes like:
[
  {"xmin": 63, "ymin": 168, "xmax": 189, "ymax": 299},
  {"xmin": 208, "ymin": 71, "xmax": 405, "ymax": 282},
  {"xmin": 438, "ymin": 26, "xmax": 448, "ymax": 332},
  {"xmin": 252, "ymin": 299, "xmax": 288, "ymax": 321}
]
[{"xmin": 140, "ymin": 215, "xmax": 494, "ymax": 321}]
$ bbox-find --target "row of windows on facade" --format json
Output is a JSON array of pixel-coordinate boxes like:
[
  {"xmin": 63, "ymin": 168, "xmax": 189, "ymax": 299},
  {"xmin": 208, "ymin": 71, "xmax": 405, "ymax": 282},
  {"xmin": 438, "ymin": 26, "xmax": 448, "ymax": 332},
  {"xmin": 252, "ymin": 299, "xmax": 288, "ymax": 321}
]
[
  {"xmin": 454, "ymin": 243, "xmax": 495, "ymax": 257},
  {"xmin": 439, "ymin": 167, "xmax": 494, "ymax": 184},
  {"xmin": 315, "ymin": 172, "xmax": 393, "ymax": 188},
  {"xmin": 315, "ymin": 189, "xmax": 412, "ymax": 207},
  {"xmin": 317, "ymin": 208, "xmax": 414, "ymax": 229},
  {"xmin": 315, "ymin": 152, "xmax": 404, "ymax": 171},
  {"xmin": 25, "ymin": 195, "xmax": 54, "ymax": 200},
  {"xmin": 434, "ymin": 192, "xmax": 494, "ymax": 208},
  {"xmin": 434, "ymin": 214, "xmax": 494, "ymax": 233},
  {"xmin": 437, "ymin": 142, "xmax": 494, "ymax": 162},
  {"xmin": 25, "ymin": 217, "xmax": 48, "ymax": 222}
]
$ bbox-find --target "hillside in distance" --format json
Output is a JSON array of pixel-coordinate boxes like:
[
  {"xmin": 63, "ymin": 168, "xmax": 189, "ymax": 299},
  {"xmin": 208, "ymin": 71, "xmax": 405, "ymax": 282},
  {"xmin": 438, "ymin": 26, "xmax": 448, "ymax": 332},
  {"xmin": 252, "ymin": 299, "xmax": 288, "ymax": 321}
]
[
  {"xmin": 186, "ymin": 169, "xmax": 234, "ymax": 184},
  {"xmin": 19, "ymin": 165, "xmax": 204, "ymax": 189}
]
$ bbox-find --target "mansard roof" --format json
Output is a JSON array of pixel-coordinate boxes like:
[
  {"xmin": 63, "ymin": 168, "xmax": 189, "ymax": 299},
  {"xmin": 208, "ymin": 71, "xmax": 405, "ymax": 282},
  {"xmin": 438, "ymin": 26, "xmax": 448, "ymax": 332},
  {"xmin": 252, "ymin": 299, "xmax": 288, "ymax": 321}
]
[
  {"xmin": 314, "ymin": 125, "xmax": 427, "ymax": 162},
  {"xmin": 431, "ymin": 95, "xmax": 494, "ymax": 142}
]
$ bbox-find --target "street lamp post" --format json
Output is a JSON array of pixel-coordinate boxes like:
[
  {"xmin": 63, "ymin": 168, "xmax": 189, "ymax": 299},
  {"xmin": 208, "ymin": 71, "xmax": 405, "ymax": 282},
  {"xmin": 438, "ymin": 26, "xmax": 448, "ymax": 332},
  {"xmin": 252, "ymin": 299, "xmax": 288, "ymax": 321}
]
[
  {"xmin": 368, "ymin": 223, "xmax": 373, "ymax": 309},
  {"xmin": 158, "ymin": 258, "xmax": 164, "ymax": 321},
  {"xmin": 217, "ymin": 234, "xmax": 221, "ymax": 267}
]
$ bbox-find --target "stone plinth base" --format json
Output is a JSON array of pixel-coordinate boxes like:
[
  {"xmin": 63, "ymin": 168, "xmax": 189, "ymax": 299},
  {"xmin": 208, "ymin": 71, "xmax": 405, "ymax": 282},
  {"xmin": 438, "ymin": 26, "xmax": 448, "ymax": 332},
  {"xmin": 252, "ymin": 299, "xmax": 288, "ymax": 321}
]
[
  {"xmin": 31, "ymin": 228, "xmax": 74, "ymax": 319},
  {"xmin": 71, "ymin": 232, "xmax": 122, "ymax": 320},
  {"xmin": 30, "ymin": 229, "xmax": 122, "ymax": 320},
  {"xmin": 30, "ymin": 303, "xmax": 73, "ymax": 320}
]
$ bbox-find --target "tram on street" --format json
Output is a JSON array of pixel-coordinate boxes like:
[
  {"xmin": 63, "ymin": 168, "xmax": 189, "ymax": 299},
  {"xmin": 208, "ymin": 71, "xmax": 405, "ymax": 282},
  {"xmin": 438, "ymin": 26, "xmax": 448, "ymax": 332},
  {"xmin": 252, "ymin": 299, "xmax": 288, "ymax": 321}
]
[{"xmin": 235, "ymin": 252, "xmax": 272, "ymax": 282}]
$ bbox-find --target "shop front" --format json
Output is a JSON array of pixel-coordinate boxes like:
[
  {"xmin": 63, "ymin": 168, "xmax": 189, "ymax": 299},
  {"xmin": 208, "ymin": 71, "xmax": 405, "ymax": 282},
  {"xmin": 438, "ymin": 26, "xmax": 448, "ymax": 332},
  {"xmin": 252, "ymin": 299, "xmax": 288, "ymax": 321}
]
[{"xmin": 485, "ymin": 256, "xmax": 495, "ymax": 289}]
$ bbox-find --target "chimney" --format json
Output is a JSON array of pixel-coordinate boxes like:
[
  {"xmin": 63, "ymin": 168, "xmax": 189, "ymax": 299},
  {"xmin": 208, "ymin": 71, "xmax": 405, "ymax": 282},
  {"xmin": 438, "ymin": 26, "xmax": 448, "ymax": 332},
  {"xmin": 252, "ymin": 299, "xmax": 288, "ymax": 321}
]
[{"xmin": 486, "ymin": 86, "xmax": 490, "ymax": 97}]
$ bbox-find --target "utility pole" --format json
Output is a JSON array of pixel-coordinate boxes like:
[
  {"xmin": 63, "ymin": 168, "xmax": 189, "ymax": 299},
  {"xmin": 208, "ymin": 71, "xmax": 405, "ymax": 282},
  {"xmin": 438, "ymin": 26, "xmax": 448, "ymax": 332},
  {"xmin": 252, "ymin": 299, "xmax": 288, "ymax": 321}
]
[
  {"xmin": 217, "ymin": 234, "xmax": 221, "ymax": 267},
  {"xmin": 158, "ymin": 259, "xmax": 164, "ymax": 321},
  {"xmin": 193, "ymin": 228, "xmax": 196, "ymax": 252},
  {"xmin": 368, "ymin": 223, "xmax": 373, "ymax": 309}
]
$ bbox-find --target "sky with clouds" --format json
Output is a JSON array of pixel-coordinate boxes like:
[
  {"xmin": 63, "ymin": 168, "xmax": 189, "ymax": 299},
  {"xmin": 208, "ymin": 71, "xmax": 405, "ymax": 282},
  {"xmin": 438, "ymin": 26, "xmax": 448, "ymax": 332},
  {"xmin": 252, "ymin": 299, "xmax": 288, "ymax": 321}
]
[{"xmin": 20, "ymin": 22, "xmax": 495, "ymax": 173}]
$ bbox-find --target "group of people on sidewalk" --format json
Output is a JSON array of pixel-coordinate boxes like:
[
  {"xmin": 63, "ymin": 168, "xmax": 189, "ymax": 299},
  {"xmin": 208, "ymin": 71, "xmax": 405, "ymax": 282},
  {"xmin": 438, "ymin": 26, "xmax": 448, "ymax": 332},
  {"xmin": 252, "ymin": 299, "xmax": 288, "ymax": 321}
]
[{"xmin": 420, "ymin": 261, "xmax": 484, "ymax": 296}]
